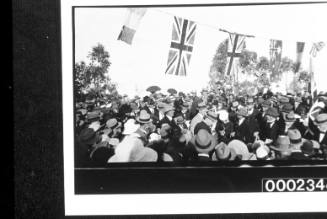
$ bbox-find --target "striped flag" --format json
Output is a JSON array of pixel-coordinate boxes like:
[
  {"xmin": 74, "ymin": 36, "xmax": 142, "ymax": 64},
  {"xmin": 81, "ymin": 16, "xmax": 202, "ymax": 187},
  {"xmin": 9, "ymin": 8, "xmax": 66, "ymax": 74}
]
[
  {"xmin": 225, "ymin": 33, "xmax": 246, "ymax": 76},
  {"xmin": 309, "ymin": 42, "xmax": 325, "ymax": 99},
  {"xmin": 165, "ymin": 16, "xmax": 197, "ymax": 76},
  {"xmin": 294, "ymin": 42, "xmax": 305, "ymax": 73},
  {"xmin": 117, "ymin": 8, "xmax": 147, "ymax": 45}
]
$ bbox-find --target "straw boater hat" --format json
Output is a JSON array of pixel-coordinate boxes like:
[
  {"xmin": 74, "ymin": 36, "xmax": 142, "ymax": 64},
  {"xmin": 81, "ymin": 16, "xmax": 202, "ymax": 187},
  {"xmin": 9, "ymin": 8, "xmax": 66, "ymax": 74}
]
[
  {"xmin": 136, "ymin": 110, "xmax": 153, "ymax": 124},
  {"xmin": 206, "ymin": 111, "xmax": 218, "ymax": 121},
  {"xmin": 197, "ymin": 101, "xmax": 207, "ymax": 109},
  {"xmin": 106, "ymin": 118, "xmax": 121, "ymax": 130},
  {"xmin": 191, "ymin": 129, "xmax": 216, "ymax": 154}
]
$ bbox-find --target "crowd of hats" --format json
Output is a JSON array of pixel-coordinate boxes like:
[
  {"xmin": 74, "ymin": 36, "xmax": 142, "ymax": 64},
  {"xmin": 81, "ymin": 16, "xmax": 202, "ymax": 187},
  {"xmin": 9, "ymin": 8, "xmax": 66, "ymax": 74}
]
[{"xmin": 74, "ymin": 88, "xmax": 327, "ymax": 166}]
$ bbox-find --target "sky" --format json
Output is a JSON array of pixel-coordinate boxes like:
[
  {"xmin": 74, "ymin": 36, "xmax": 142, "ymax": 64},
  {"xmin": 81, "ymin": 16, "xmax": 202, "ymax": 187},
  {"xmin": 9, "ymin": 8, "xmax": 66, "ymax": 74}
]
[{"xmin": 74, "ymin": 3, "xmax": 327, "ymax": 96}]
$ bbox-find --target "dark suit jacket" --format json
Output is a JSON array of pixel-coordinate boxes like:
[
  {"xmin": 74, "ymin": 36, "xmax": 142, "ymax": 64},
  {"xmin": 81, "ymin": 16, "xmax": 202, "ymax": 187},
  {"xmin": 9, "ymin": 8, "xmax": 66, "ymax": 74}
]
[
  {"xmin": 235, "ymin": 117, "xmax": 259, "ymax": 144},
  {"xmin": 288, "ymin": 151, "xmax": 310, "ymax": 160},
  {"xmin": 261, "ymin": 121, "xmax": 281, "ymax": 144}
]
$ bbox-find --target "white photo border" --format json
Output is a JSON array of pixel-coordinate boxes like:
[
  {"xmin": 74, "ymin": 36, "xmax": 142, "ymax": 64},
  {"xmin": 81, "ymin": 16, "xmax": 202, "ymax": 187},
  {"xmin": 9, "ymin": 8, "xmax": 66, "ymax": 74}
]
[{"xmin": 62, "ymin": 0, "xmax": 327, "ymax": 215}]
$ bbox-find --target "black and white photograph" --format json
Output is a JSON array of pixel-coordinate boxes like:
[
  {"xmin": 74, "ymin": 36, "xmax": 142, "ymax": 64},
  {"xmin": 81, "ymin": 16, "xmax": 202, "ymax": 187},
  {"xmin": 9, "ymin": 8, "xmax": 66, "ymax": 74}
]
[{"xmin": 60, "ymin": 0, "xmax": 327, "ymax": 216}]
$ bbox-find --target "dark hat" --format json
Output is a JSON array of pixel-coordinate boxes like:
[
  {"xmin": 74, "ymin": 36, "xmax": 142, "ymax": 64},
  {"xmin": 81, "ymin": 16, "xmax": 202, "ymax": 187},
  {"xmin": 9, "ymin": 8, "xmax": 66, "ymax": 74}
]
[
  {"xmin": 79, "ymin": 128, "xmax": 97, "ymax": 145},
  {"xmin": 194, "ymin": 121, "xmax": 211, "ymax": 135},
  {"xmin": 136, "ymin": 110, "xmax": 152, "ymax": 124},
  {"xmin": 315, "ymin": 113, "xmax": 327, "ymax": 124},
  {"xmin": 281, "ymin": 103, "xmax": 293, "ymax": 113},
  {"xmin": 270, "ymin": 135, "xmax": 291, "ymax": 152},
  {"xmin": 262, "ymin": 100, "xmax": 271, "ymax": 107},
  {"xmin": 191, "ymin": 129, "xmax": 216, "ymax": 153},
  {"xmin": 265, "ymin": 107, "xmax": 279, "ymax": 118},
  {"xmin": 301, "ymin": 140, "xmax": 314, "ymax": 156},
  {"xmin": 279, "ymin": 96, "xmax": 289, "ymax": 104}
]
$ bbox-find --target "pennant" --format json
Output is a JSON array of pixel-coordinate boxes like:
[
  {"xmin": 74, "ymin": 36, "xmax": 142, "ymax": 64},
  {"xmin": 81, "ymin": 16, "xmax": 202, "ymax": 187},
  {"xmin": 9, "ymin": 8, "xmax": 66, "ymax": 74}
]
[
  {"xmin": 294, "ymin": 42, "xmax": 305, "ymax": 73},
  {"xmin": 165, "ymin": 16, "xmax": 197, "ymax": 76},
  {"xmin": 225, "ymin": 33, "xmax": 246, "ymax": 76},
  {"xmin": 269, "ymin": 39, "xmax": 283, "ymax": 73},
  {"xmin": 117, "ymin": 8, "xmax": 147, "ymax": 45}
]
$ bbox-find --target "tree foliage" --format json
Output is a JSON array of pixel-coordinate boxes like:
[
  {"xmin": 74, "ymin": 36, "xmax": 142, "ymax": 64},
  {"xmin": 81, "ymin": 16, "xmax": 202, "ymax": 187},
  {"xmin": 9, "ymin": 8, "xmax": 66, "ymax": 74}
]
[{"xmin": 74, "ymin": 43, "xmax": 116, "ymax": 102}]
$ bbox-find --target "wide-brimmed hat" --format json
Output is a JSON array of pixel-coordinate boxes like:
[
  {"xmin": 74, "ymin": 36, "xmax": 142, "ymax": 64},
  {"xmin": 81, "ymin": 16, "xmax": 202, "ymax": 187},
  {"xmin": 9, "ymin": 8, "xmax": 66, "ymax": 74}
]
[
  {"xmin": 194, "ymin": 121, "xmax": 211, "ymax": 135},
  {"xmin": 279, "ymin": 96, "xmax": 290, "ymax": 104},
  {"xmin": 174, "ymin": 113, "xmax": 185, "ymax": 124},
  {"xmin": 136, "ymin": 110, "xmax": 153, "ymax": 124},
  {"xmin": 122, "ymin": 119, "xmax": 140, "ymax": 135},
  {"xmin": 237, "ymin": 107, "xmax": 248, "ymax": 117},
  {"xmin": 79, "ymin": 128, "xmax": 98, "ymax": 145},
  {"xmin": 265, "ymin": 107, "xmax": 279, "ymax": 118},
  {"xmin": 191, "ymin": 129, "xmax": 216, "ymax": 153},
  {"xmin": 270, "ymin": 135, "xmax": 291, "ymax": 152},
  {"xmin": 315, "ymin": 113, "xmax": 327, "ymax": 124},
  {"xmin": 228, "ymin": 139, "xmax": 256, "ymax": 160},
  {"xmin": 285, "ymin": 111, "xmax": 296, "ymax": 122},
  {"xmin": 212, "ymin": 142, "xmax": 237, "ymax": 161}
]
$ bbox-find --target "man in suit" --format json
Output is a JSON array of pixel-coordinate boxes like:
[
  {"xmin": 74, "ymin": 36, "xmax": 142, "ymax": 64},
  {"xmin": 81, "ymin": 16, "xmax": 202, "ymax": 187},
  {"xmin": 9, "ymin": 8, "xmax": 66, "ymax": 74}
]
[
  {"xmin": 158, "ymin": 104, "xmax": 175, "ymax": 128},
  {"xmin": 310, "ymin": 114, "xmax": 327, "ymax": 158},
  {"xmin": 190, "ymin": 101, "xmax": 208, "ymax": 136},
  {"xmin": 287, "ymin": 129, "xmax": 309, "ymax": 160},
  {"xmin": 261, "ymin": 107, "xmax": 282, "ymax": 144}
]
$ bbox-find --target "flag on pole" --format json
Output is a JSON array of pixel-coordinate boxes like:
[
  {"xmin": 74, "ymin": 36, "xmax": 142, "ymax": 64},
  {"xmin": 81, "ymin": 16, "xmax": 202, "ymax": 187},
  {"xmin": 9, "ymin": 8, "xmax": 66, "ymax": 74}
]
[
  {"xmin": 294, "ymin": 42, "xmax": 305, "ymax": 73},
  {"xmin": 309, "ymin": 42, "xmax": 325, "ymax": 98},
  {"xmin": 117, "ymin": 8, "xmax": 147, "ymax": 45},
  {"xmin": 269, "ymin": 39, "xmax": 283, "ymax": 73},
  {"xmin": 165, "ymin": 16, "xmax": 197, "ymax": 76},
  {"xmin": 225, "ymin": 33, "xmax": 246, "ymax": 76}
]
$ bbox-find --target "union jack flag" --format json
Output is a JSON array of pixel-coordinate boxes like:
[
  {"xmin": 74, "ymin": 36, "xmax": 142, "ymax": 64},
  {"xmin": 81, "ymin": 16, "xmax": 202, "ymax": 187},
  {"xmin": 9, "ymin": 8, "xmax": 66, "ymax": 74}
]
[{"xmin": 165, "ymin": 16, "xmax": 197, "ymax": 76}]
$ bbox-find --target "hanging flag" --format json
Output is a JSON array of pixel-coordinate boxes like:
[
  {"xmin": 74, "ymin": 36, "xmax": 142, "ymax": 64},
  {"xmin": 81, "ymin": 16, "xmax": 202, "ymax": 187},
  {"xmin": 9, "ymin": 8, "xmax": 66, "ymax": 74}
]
[
  {"xmin": 294, "ymin": 42, "xmax": 305, "ymax": 73},
  {"xmin": 225, "ymin": 33, "xmax": 246, "ymax": 76},
  {"xmin": 165, "ymin": 16, "xmax": 197, "ymax": 76},
  {"xmin": 269, "ymin": 39, "xmax": 283, "ymax": 73},
  {"xmin": 117, "ymin": 8, "xmax": 147, "ymax": 45},
  {"xmin": 309, "ymin": 42, "xmax": 325, "ymax": 98}
]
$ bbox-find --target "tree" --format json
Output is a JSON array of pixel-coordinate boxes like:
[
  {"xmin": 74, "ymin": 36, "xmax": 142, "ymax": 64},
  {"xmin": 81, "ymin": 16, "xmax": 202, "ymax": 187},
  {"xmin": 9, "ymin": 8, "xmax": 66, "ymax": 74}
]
[
  {"xmin": 74, "ymin": 43, "xmax": 116, "ymax": 102},
  {"xmin": 209, "ymin": 38, "xmax": 229, "ymax": 85}
]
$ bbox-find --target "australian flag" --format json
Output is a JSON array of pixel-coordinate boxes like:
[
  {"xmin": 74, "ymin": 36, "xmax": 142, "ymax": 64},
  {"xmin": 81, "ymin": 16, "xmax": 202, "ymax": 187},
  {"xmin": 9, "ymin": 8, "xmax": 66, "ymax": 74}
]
[{"xmin": 165, "ymin": 16, "xmax": 197, "ymax": 76}]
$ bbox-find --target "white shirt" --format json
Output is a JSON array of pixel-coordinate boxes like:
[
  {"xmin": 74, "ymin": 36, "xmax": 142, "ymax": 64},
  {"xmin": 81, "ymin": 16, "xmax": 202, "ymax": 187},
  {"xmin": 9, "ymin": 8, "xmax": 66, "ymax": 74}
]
[
  {"xmin": 319, "ymin": 132, "xmax": 326, "ymax": 143},
  {"xmin": 238, "ymin": 118, "xmax": 245, "ymax": 126}
]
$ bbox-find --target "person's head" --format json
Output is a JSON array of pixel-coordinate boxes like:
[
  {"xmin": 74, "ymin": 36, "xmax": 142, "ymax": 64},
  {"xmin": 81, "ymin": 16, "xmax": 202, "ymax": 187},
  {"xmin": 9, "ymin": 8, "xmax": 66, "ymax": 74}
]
[
  {"xmin": 315, "ymin": 113, "xmax": 327, "ymax": 132},
  {"xmin": 285, "ymin": 112, "xmax": 296, "ymax": 129},
  {"xmin": 246, "ymin": 97, "xmax": 255, "ymax": 111},
  {"xmin": 197, "ymin": 101, "xmax": 207, "ymax": 115},
  {"xmin": 265, "ymin": 107, "xmax": 279, "ymax": 123},
  {"xmin": 287, "ymin": 129, "xmax": 303, "ymax": 150},
  {"xmin": 237, "ymin": 107, "xmax": 247, "ymax": 120},
  {"xmin": 262, "ymin": 100, "xmax": 271, "ymax": 112},
  {"xmin": 218, "ymin": 110, "xmax": 229, "ymax": 124},
  {"xmin": 271, "ymin": 135, "xmax": 292, "ymax": 159},
  {"xmin": 136, "ymin": 110, "xmax": 155, "ymax": 136},
  {"xmin": 231, "ymin": 101, "xmax": 239, "ymax": 112}
]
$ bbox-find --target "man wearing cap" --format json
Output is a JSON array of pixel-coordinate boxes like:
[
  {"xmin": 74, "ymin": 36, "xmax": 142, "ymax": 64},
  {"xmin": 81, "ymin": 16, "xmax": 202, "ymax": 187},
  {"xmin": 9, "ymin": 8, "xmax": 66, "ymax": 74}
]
[
  {"xmin": 234, "ymin": 107, "xmax": 260, "ymax": 144},
  {"xmin": 270, "ymin": 135, "xmax": 291, "ymax": 160},
  {"xmin": 283, "ymin": 111, "xmax": 306, "ymax": 136},
  {"xmin": 190, "ymin": 101, "xmax": 208, "ymax": 136}
]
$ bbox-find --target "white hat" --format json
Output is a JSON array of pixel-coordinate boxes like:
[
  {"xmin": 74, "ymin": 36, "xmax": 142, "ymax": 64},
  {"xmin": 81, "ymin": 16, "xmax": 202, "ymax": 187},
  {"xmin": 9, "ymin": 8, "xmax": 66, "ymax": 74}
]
[
  {"xmin": 256, "ymin": 146, "xmax": 269, "ymax": 159},
  {"xmin": 218, "ymin": 110, "xmax": 229, "ymax": 122},
  {"xmin": 122, "ymin": 119, "xmax": 140, "ymax": 135}
]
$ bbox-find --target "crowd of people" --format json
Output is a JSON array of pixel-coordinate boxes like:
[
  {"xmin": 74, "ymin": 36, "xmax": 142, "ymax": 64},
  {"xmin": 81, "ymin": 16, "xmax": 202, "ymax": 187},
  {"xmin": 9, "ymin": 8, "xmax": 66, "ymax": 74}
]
[{"xmin": 75, "ymin": 88, "xmax": 327, "ymax": 167}]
